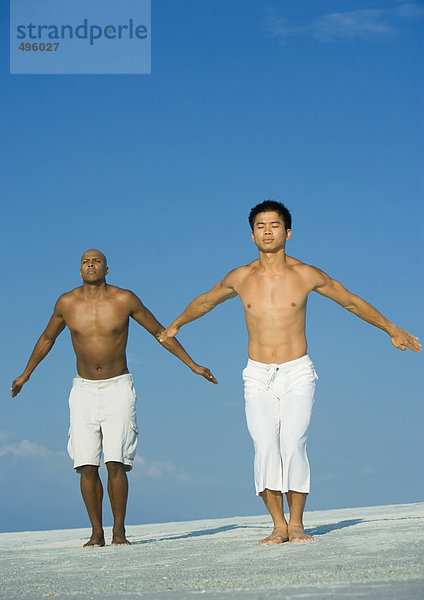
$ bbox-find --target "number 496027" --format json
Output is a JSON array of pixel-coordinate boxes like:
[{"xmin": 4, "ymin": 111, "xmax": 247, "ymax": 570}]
[{"xmin": 18, "ymin": 42, "xmax": 60, "ymax": 51}]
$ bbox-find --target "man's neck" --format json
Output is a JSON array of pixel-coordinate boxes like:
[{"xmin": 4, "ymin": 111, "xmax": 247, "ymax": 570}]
[
  {"xmin": 82, "ymin": 280, "xmax": 108, "ymax": 299},
  {"xmin": 258, "ymin": 249, "xmax": 288, "ymax": 272}
]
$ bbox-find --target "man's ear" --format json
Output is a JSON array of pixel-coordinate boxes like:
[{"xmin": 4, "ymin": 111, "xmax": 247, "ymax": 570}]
[
  {"xmin": 286, "ymin": 229, "xmax": 292, "ymax": 240},
  {"xmin": 105, "ymin": 266, "xmax": 109, "ymax": 275}
]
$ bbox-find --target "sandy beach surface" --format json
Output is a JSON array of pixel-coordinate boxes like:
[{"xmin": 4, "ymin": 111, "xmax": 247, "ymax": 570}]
[{"xmin": 0, "ymin": 502, "xmax": 423, "ymax": 600}]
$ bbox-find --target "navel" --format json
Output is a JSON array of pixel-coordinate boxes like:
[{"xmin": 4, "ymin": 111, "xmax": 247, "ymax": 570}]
[
  {"xmin": 96, "ymin": 367, "xmax": 102, "ymax": 372},
  {"xmin": 247, "ymin": 303, "xmax": 251, "ymax": 308},
  {"xmin": 291, "ymin": 302, "xmax": 296, "ymax": 307}
]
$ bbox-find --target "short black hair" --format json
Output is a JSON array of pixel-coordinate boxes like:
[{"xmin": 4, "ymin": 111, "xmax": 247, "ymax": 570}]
[{"xmin": 248, "ymin": 200, "xmax": 292, "ymax": 231}]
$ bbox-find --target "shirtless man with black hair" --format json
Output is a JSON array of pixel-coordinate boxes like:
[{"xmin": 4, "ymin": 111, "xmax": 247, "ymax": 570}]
[
  {"xmin": 159, "ymin": 200, "xmax": 421, "ymax": 545},
  {"xmin": 11, "ymin": 249, "xmax": 217, "ymax": 548}
]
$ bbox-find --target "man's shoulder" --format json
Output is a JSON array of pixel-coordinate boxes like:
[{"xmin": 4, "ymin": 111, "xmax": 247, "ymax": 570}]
[
  {"xmin": 106, "ymin": 285, "xmax": 141, "ymax": 305},
  {"xmin": 107, "ymin": 284, "xmax": 133, "ymax": 296},
  {"xmin": 57, "ymin": 287, "xmax": 82, "ymax": 304},
  {"xmin": 53, "ymin": 287, "xmax": 82, "ymax": 315},
  {"xmin": 228, "ymin": 260, "xmax": 258, "ymax": 277},
  {"xmin": 287, "ymin": 256, "xmax": 312, "ymax": 270},
  {"xmin": 288, "ymin": 257, "xmax": 325, "ymax": 284},
  {"xmin": 224, "ymin": 261, "xmax": 257, "ymax": 285},
  {"xmin": 58, "ymin": 285, "xmax": 139, "ymax": 303}
]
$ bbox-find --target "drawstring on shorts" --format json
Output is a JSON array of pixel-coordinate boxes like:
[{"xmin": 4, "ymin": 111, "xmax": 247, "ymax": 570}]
[{"xmin": 265, "ymin": 364, "xmax": 279, "ymax": 389}]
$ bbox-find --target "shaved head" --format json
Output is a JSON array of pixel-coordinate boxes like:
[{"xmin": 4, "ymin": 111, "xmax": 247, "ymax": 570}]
[
  {"xmin": 81, "ymin": 249, "xmax": 107, "ymax": 265},
  {"xmin": 80, "ymin": 249, "xmax": 109, "ymax": 284}
]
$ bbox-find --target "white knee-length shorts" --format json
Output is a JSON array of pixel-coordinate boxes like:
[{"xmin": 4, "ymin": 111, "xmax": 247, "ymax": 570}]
[
  {"xmin": 67, "ymin": 373, "xmax": 139, "ymax": 473},
  {"xmin": 243, "ymin": 355, "xmax": 318, "ymax": 495}
]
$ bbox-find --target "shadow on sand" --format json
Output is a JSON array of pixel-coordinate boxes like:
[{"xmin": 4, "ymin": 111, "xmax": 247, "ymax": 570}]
[
  {"xmin": 131, "ymin": 519, "xmax": 364, "ymax": 544},
  {"xmin": 131, "ymin": 524, "xmax": 244, "ymax": 544},
  {"xmin": 306, "ymin": 518, "xmax": 364, "ymax": 536}
]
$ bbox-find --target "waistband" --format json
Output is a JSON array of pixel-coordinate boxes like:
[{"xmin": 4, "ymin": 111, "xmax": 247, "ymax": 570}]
[
  {"xmin": 73, "ymin": 373, "xmax": 133, "ymax": 387},
  {"xmin": 247, "ymin": 354, "xmax": 312, "ymax": 371},
  {"xmin": 246, "ymin": 355, "xmax": 313, "ymax": 389}
]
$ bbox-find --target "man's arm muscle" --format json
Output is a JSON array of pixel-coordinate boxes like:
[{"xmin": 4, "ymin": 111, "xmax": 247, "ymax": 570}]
[
  {"xmin": 11, "ymin": 298, "xmax": 67, "ymax": 397},
  {"xmin": 128, "ymin": 292, "xmax": 217, "ymax": 383},
  {"xmin": 159, "ymin": 272, "xmax": 238, "ymax": 341},
  {"xmin": 312, "ymin": 268, "xmax": 421, "ymax": 352}
]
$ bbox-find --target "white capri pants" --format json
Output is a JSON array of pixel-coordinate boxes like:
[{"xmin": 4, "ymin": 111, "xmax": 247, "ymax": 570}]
[
  {"xmin": 243, "ymin": 355, "xmax": 318, "ymax": 495},
  {"xmin": 67, "ymin": 373, "xmax": 139, "ymax": 473}
]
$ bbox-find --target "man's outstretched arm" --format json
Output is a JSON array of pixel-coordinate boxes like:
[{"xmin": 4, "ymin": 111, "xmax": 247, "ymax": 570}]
[
  {"xmin": 158, "ymin": 274, "xmax": 238, "ymax": 342},
  {"xmin": 11, "ymin": 298, "xmax": 67, "ymax": 397},
  {"xmin": 312, "ymin": 269, "xmax": 421, "ymax": 352},
  {"xmin": 128, "ymin": 293, "xmax": 219, "ymax": 383}
]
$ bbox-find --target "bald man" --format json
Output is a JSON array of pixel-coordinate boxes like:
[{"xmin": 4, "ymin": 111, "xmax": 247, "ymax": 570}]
[{"xmin": 11, "ymin": 249, "xmax": 216, "ymax": 547}]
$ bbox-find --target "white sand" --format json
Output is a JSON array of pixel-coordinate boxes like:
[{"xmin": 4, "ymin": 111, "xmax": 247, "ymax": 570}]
[{"xmin": 0, "ymin": 502, "xmax": 423, "ymax": 599}]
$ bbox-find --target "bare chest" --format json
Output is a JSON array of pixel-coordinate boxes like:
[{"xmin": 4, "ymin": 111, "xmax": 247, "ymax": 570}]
[
  {"xmin": 238, "ymin": 271, "xmax": 309, "ymax": 316},
  {"xmin": 64, "ymin": 301, "xmax": 129, "ymax": 339}
]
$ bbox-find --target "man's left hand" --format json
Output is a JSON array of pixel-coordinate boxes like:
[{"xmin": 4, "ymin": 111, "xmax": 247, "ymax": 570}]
[
  {"xmin": 390, "ymin": 327, "xmax": 422, "ymax": 352},
  {"xmin": 191, "ymin": 364, "xmax": 218, "ymax": 384}
]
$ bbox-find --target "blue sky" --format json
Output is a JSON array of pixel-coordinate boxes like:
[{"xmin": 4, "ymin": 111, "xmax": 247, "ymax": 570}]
[{"xmin": 0, "ymin": 0, "xmax": 423, "ymax": 533}]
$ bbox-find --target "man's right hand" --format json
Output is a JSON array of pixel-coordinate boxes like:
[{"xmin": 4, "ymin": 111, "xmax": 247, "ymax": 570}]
[
  {"xmin": 158, "ymin": 323, "xmax": 180, "ymax": 343},
  {"xmin": 11, "ymin": 374, "xmax": 29, "ymax": 397},
  {"xmin": 389, "ymin": 327, "xmax": 422, "ymax": 352}
]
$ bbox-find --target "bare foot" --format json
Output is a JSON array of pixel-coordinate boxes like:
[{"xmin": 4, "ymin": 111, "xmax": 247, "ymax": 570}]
[
  {"xmin": 111, "ymin": 527, "xmax": 131, "ymax": 546},
  {"xmin": 259, "ymin": 525, "xmax": 289, "ymax": 545},
  {"xmin": 83, "ymin": 531, "xmax": 105, "ymax": 548},
  {"xmin": 288, "ymin": 524, "xmax": 313, "ymax": 543}
]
